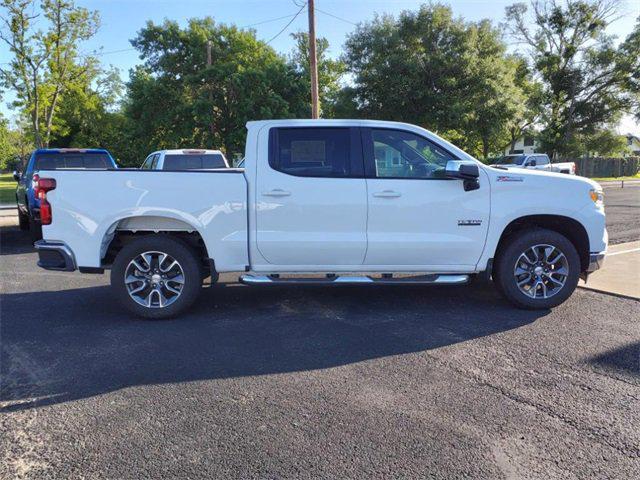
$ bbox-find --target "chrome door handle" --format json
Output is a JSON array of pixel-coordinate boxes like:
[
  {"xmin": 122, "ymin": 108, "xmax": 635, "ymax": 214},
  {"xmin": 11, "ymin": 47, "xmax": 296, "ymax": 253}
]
[
  {"xmin": 373, "ymin": 190, "xmax": 401, "ymax": 198},
  {"xmin": 263, "ymin": 189, "xmax": 291, "ymax": 197}
]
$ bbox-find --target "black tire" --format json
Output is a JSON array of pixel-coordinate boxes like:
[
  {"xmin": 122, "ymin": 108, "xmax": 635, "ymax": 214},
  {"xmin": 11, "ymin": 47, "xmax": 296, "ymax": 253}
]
[
  {"xmin": 29, "ymin": 216, "xmax": 42, "ymax": 242},
  {"xmin": 493, "ymin": 228, "xmax": 580, "ymax": 309},
  {"xmin": 111, "ymin": 234, "xmax": 203, "ymax": 319},
  {"xmin": 18, "ymin": 209, "xmax": 30, "ymax": 231}
]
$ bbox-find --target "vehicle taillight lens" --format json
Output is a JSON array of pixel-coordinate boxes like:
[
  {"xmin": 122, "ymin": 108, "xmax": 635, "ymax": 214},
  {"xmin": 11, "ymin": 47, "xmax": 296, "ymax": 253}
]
[{"xmin": 33, "ymin": 175, "xmax": 56, "ymax": 225}]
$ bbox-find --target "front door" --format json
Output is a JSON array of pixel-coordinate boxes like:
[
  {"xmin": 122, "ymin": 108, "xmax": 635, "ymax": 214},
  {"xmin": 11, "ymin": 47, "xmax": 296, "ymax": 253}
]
[
  {"xmin": 255, "ymin": 127, "xmax": 367, "ymax": 266},
  {"xmin": 362, "ymin": 128, "xmax": 490, "ymax": 269}
]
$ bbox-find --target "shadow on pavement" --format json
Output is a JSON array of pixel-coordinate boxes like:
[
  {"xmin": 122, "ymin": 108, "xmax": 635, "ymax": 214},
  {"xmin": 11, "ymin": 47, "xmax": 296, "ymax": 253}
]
[
  {"xmin": 1, "ymin": 280, "xmax": 548, "ymax": 412},
  {"xmin": 590, "ymin": 341, "xmax": 640, "ymax": 378},
  {"xmin": 0, "ymin": 225, "xmax": 35, "ymax": 255}
]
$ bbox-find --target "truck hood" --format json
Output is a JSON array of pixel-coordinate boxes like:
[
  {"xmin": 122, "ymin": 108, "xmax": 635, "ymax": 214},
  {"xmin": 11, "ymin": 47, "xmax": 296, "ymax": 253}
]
[{"xmin": 484, "ymin": 164, "xmax": 601, "ymax": 191}]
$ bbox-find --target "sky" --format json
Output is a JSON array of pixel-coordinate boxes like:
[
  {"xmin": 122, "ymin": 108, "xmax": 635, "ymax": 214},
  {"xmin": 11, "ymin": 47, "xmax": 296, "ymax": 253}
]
[{"xmin": 1, "ymin": 0, "xmax": 639, "ymax": 134}]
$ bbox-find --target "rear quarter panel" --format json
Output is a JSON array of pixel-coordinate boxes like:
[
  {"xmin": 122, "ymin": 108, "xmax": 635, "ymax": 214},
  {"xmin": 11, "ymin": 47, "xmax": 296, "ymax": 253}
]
[{"xmin": 41, "ymin": 170, "xmax": 248, "ymax": 270}]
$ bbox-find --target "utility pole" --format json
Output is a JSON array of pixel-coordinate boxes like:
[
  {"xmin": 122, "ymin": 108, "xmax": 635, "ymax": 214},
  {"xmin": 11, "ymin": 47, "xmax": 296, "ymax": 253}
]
[
  {"xmin": 307, "ymin": 0, "xmax": 319, "ymax": 118},
  {"xmin": 206, "ymin": 40, "xmax": 215, "ymax": 146}
]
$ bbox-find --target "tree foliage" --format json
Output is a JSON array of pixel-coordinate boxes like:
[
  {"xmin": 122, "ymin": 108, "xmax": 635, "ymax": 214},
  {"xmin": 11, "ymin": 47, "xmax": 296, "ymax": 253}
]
[
  {"xmin": 339, "ymin": 4, "xmax": 530, "ymax": 159},
  {"xmin": 121, "ymin": 18, "xmax": 310, "ymax": 165},
  {"xmin": 0, "ymin": 0, "xmax": 101, "ymax": 147},
  {"xmin": 505, "ymin": 0, "xmax": 640, "ymax": 157},
  {"xmin": 288, "ymin": 31, "xmax": 346, "ymax": 118}
]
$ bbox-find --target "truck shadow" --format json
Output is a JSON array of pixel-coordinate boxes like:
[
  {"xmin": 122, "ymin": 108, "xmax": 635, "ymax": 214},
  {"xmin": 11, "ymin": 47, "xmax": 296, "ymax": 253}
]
[
  {"xmin": 0, "ymin": 281, "xmax": 548, "ymax": 412},
  {"xmin": 0, "ymin": 224, "xmax": 35, "ymax": 255}
]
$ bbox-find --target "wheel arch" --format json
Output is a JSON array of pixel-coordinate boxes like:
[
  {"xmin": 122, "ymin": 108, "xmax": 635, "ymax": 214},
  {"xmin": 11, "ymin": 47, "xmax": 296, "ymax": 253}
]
[
  {"xmin": 100, "ymin": 215, "xmax": 212, "ymax": 269},
  {"xmin": 494, "ymin": 214, "xmax": 590, "ymax": 272}
]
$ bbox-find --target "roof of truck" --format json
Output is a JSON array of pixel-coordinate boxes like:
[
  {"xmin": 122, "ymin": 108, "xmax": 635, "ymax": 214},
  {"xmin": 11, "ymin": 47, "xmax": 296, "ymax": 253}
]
[{"xmin": 149, "ymin": 149, "xmax": 226, "ymax": 156}]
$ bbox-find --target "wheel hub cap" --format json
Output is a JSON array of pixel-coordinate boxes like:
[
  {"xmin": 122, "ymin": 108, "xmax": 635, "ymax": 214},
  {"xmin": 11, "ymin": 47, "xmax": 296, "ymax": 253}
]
[
  {"xmin": 124, "ymin": 251, "xmax": 185, "ymax": 308},
  {"xmin": 514, "ymin": 244, "xmax": 569, "ymax": 299}
]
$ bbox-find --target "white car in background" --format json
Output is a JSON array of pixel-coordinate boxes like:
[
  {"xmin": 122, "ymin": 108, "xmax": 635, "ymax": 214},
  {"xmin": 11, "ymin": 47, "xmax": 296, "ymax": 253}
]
[{"xmin": 141, "ymin": 149, "xmax": 229, "ymax": 170}]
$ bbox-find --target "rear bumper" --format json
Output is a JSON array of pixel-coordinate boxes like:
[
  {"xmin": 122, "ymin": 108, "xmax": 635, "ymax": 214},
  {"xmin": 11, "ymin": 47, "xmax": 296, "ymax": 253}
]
[
  {"xmin": 34, "ymin": 240, "xmax": 76, "ymax": 271},
  {"xmin": 587, "ymin": 252, "xmax": 606, "ymax": 273}
]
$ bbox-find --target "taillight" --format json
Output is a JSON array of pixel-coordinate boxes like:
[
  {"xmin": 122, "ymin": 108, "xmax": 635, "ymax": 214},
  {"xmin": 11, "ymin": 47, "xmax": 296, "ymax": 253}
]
[{"xmin": 33, "ymin": 175, "xmax": 56, "ymax": 225}]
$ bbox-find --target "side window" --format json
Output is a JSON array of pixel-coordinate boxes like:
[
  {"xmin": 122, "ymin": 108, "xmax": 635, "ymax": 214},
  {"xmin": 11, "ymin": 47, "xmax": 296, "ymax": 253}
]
[
  {"xmin": 141, "ymin": 155, "xmax": 153, "ymax": 169},
  {"xmin": 150, "ymin": 154, "xmax": 160, "ymax": 169},
  {"xmin": 269, "ymin": 128, "xmax": 359, "ymax": 178},
  {"xmin": 537, "ymin": 155, "xmax": 550, "ymax": 165},
  {"xmin": 366, "ymin": 129, "xmax": 457, "ymax": 179}
]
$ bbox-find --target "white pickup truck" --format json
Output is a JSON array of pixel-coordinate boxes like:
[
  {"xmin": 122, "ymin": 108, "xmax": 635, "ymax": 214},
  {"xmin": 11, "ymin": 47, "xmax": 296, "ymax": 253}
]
[
  {"xmin": 493, "ymin": 153, "xmax": 576, "ymax": 174},
  {"xmin": 33, "ymin": 119, "xmax": 607, "ymax": 318}
]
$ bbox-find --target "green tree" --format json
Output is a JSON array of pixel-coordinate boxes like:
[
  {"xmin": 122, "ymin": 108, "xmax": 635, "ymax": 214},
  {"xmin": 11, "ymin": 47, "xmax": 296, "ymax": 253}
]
[
  {"xmin": 341, "ymin": 4, "xmax": 529, "ymax": 159},
  {"xmin": 288, "ymin": 31, "xmax": 346, "ymax": 117},
  {"xmin": 0, "ymin": 0, "xmax": 100, "ymax": 148},
  {"xmin": 122, "ymin": 18, "xmax": 309, "ymax": 164},
  {"xmin": 505, "ymin": 0, "xmax": 640, "ymax": 157},
  {"xmin": 0, "ymin": 115, "xmax": 32, "ymax": 170}
]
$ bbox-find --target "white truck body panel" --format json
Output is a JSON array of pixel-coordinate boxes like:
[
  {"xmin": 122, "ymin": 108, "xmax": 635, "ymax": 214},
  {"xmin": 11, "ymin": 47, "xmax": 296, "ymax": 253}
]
[
  {"xmin": 39, "ymin": 119, "xmax": 606, "ymax": 277},
  {"xmin": 43, "ymin": 170, "xmax": 248, "ymax": 270}
]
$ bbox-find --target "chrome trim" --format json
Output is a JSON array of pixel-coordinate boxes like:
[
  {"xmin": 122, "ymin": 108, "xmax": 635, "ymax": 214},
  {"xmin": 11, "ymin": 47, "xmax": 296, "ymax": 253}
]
[
  {"xmin": 34, "ymin": 240, "xmax": 76, "ymax": 271},
  {"xmin": 239, "ymin": 274, "xmax": 469, "ymax": 286},
  {"xmin": 587, "ymin": 252, "xmax": 606, "ymax": 273}
]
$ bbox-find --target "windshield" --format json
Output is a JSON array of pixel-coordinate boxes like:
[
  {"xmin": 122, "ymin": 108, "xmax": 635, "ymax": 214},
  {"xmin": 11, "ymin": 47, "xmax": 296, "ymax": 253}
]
[
  {"xmin": 496, "ymin": 155, "xmax": 525, "ymax": 165},
  {"xmin": 34, "ymin": 152, "xmax": 113, "ymax": 170},
  {"xmin": 163, "ymin": 154, "xmax": 227, "ymax": 170}
]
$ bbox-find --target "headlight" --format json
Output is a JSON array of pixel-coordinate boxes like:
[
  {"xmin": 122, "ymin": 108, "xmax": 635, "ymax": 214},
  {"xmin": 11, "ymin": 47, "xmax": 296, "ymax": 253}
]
[{"xmin": 589, "ymin": 189, "xmax": 604, "ymax": 207}]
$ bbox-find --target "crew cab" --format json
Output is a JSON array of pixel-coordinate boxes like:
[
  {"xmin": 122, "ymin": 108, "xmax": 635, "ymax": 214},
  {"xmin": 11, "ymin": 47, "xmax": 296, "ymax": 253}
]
[
  {"xmin": 494, "ymin": 154, "xmax": 576, "ymax": 175},
  {"xmin": 141, "ymin": 149, "xmax": 228, "ymax": 170},
  {"xmin": 14, "ymin": 148, "xmax": 117, "ymax": 240},
  {"xmin": 32, "ymin": 120, "xmax": 607, "ymax": 318}
]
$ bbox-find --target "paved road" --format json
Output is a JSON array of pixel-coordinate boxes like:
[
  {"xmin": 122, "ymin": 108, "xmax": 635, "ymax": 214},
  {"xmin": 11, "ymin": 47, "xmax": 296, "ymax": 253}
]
[
  {"xmin": 1, "ymin": 224, "xmax": 639, "ymax": 479},
  {"xmin": 603, "ymin": 184, "xmax": 640, "ymax": 245}
]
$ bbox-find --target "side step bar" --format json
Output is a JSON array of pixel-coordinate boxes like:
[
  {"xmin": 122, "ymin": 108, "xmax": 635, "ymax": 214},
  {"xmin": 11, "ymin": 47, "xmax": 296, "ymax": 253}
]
[{"xmin": 239, "ymin": 274, "xmax": 470, "ymax": 286}]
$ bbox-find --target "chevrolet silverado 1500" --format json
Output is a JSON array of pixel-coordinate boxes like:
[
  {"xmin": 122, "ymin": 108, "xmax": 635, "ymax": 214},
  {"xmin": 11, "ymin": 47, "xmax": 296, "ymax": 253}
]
[{"xmin": 33, "ymin": 120, "xmax": 607, "ymax": 318}]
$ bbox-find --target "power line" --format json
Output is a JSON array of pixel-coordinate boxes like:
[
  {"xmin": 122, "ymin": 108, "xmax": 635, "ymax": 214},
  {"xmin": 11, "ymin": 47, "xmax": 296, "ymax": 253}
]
[
  {"xmin": 316, "ymin": 8, "xmax": 357, "ymax": 26},
  {"xmin": 265, "ymin": 1, "xmax": 307, "ymax": 45},
  {"xmin": 241, "ymin": 13, "xmax": 297, "ymax": 29}
]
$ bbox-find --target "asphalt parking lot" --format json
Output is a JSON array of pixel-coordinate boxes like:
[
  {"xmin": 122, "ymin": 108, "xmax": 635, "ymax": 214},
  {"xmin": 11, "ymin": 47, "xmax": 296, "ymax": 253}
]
[{"xmin": 1, "ymin": 186, "xmax": 639, "ymax": 479}]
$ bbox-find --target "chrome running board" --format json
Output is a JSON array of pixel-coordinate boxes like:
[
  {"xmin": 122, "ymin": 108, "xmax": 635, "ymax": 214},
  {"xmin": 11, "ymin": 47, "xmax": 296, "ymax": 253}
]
[{"xmin": 239, "ymin": 274, "xmax": 469, "ymax": 286}]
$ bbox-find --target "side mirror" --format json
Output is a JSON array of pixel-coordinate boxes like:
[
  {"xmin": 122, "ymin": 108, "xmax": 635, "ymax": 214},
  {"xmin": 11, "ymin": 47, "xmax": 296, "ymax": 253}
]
[
  {"xmin": 527, "ymin": 159, "xmax": 537, "ymax": 167},
  {"xmin": 445, "ymin": 160, "xmax": 480, "ymax": 191},
  {"xmin": 13, "ymin": 170, "xmax": 21, "ymax": 182},
  {"xmin": 445, "ymin": 160, "xmax": 480, "ymax": 179}
]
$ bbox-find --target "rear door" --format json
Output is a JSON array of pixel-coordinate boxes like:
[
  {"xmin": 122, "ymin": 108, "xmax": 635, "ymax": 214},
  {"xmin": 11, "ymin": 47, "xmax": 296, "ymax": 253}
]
[
  {"xmin": 362, "ymin": 127, "xmax": 490, "ymax": 269},
  {"xmin": 255, "ymin": 127, "xmax": 367, "ymax": 266}
]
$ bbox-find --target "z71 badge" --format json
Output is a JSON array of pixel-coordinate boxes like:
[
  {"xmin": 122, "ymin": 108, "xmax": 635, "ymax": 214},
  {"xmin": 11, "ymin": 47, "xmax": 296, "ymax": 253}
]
[
  {"xmin": 497, "ymin": 175, "xmax": 524, "ymax": 182},
  {"xmin": 458, "ymin": 220, "xmax": 482, "ymax": 226}
]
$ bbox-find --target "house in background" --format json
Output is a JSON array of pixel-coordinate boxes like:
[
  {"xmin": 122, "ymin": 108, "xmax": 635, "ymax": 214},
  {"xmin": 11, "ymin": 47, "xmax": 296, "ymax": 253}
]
[
  {"xmin": 624, "ymin": 134, "xmax": 640, "ymax": 156},
  {"xmin": 504, "ymin": 133, "xmax": 539, "ymax": 155}
]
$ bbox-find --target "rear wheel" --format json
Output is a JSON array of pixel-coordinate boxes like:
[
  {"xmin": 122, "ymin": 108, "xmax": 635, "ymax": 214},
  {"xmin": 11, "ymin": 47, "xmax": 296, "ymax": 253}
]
[
  {"xmin": 111, "ymin": 235, "xmax": 203, "ymax": 319},
  {"xmin": 494, "ymin": 228, "xmax": 580, "ymax": 309}
]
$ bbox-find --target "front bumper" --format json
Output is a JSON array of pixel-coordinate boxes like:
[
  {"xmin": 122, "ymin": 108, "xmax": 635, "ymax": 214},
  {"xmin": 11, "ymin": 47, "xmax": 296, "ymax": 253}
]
[
  {"xmin": 34, "ymin": 240, "xmax": 76, "ymax": 271},
  {"xmin": 587, "ymin": 252, "xmax": 606, "ymax": 273}
]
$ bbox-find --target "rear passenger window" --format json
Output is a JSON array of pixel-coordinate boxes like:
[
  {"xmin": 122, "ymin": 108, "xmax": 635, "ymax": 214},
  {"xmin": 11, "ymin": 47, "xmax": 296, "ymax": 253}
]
[
  {"xmin": 536, "ymin": 155, "xmax": 550, "ymax": 165},
  {"xmin": 269, "ymin": 128, "xmax": 356, "ymax": 178}
]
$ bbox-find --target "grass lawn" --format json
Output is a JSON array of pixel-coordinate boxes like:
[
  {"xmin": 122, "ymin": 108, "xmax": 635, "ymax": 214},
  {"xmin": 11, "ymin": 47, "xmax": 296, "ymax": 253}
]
[
  {"xmin": 591, "ymin": 173, "xmax": 640, "ymax": 182},
  {"xmin": 0, "ymin": 173, "xmax": 17, "ymax": 205}
]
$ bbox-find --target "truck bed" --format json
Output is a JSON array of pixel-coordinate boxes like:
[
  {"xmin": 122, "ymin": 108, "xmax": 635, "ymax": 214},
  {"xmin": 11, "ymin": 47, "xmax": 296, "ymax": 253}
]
[{"xmin": 40, "ymin": 169, "xmax": 249, "ymax": 271}]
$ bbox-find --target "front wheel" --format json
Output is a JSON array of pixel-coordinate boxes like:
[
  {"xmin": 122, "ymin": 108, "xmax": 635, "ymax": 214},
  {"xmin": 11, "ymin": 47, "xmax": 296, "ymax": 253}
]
[
  {"xmin": 111, "ymin": 235, "xmax": 203, "ymax": 319},
  {"xmin": 493, "ymin": 228, "xmax": 580, "ymax": 309}
]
